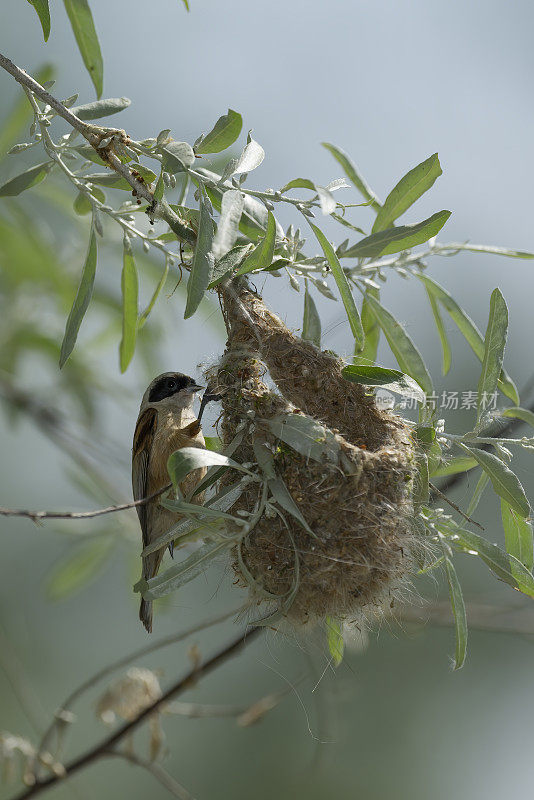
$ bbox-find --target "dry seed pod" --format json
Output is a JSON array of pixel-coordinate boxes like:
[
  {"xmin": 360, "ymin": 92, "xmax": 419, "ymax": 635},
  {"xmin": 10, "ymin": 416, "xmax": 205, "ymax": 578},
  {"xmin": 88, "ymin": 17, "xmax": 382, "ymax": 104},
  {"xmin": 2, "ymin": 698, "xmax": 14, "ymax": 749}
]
[{"xmin": 210, "ymin": 282, "xmax": 419, "ymax": 626}]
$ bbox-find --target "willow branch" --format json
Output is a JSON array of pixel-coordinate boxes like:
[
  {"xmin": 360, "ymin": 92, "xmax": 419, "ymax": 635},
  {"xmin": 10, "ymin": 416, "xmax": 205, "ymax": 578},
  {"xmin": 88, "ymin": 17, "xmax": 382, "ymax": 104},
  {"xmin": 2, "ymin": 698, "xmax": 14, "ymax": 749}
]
[
  {"xmin": 0, "ymin": 51, "xmax": 195, "ymax": 244},
  {"xmin": 10, "ymin": 626, "xmax": 262, "ymax": 800},
  {"xmin": 0, "ymin": 484, "xmax": 172, "ymax": 522}
]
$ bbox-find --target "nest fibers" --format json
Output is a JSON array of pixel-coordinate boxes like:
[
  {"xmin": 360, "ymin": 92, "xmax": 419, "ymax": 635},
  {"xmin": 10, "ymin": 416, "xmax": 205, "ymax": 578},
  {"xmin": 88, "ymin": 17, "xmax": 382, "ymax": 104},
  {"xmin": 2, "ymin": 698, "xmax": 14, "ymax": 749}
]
[{"xmin": 209, "ymin": 282, "xmax": 419, "ymax": 626}]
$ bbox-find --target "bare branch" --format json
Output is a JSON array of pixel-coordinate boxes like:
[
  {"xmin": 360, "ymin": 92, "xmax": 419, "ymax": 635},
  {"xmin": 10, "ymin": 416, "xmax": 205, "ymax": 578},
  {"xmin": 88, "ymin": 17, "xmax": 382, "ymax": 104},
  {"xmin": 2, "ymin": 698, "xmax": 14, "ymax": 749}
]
[
  {"xmin": 428, "ymin": 483, "xmax": 484, "ymax": 530},
  {"xmin": 9, "ymin": 626, "xmax": 262, "ymax": 800},
  {"xmin": 0, "ymin": 485, "xmax": 172, "ymax": 522}
]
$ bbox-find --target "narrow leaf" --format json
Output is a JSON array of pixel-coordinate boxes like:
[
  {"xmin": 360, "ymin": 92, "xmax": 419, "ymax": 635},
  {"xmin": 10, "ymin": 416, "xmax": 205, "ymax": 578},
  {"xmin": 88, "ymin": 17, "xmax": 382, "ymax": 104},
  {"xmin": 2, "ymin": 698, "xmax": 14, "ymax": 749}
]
[
  {"xmin": 27, "ymin": 0, "xmax": 51, "ymax": 41},
  {"xmin": 425, "ymin": 286, "xmax": 451, "ymax": 375},
  {"xmin": 269, "ymin": 477, "xmax": 315, "ymax": 536},
  {"xmin": 501, "ymin": 500, "xmax": 534, "ymax": 571},
  {"xmin": 342, "ymin": 364, "xmax": 425, "ymax": 403},
  {"xmin": 372, "ymin": 154, "xmax": 442, "ymax": 233},
  {"xmin": 302, "ymin": 282, "xmax": 321, "ymax": 347},
  {"xmin": 448, "ymin": 525, "xmax": 534, "ymax": 597},
  {"xmin": 208, "ymin": 244, "xmax": 253, "ymax": 288},
  {"xmin": 47, "ymin": 538, "xmax": 112, "ymax": 600},
  {"xmin": 235, "ymin": 211, "xmax": 276, "ymax": 274},
  {"xmin": 0, "ymin": 161, "xmax": 54, "ymax": 197},
  {"xmin": 465, "ymin": 447, "xmax": 529, "ymax": 518},
  {"xmin": 70, "ymin": 97, "xmax": 130, "ymax": 120},
  {"xmin": 63, "ymin": 0, "xmax": 104, "ymax": 98},
  {"xmin": 195, "ymin": 110, "xmax": 242, "ymax": 154},
  {"xmin": 167, "ymin": 447, "xmax": 254, "ymax": 489},
  {"xmin": 477, "ymin": 288, "xmax": 508, "ymax": 420},
  {"xmin": 309, "ymin": 222, "xmax": 364, "ymax": 347},
  {"xmin": 143, "ymin": 541, "xmax": 234, "ymax": 599},
  {"xmin": 443, "ymin": 555, "xmax": 467, "ymax": 669},
  {"xmin": 184, "ymin": 190, "xmax": 214, "ymax": 319},
  {"xmin": 466, "ymin": 471, "xmax": 489, "ymax": 517},
  {"xmin": 267, "ymin": 414, "xmax": 340, "ymax": 464},
  {"xmin": 363, "ymin": 294, "xmax": 433, "ymax": 395},
  {"xmin": 417, "ymin": 275, "xmax": 519, "ymax": 404},
  {"xmin": 433, "ymin": 456, "xmax": 478, "ymax": 478},
  {"xmin": 234, "ymin": 137, "xmax": 264, "ymax": 174},
  {"xmin": 354, "ymin": 288, "xmax": 380, "ymax": 365},
  {"xmin": 326, "ymin": 617, "xmax": 345, "ymax": 666},
  {"xmin": 212, "ymin": 189, "xmax": 244, "ymax": 259},
  {"xmin": 343, "ymin": 211, "xmax": 451, "ymax": 259},
  {"xmin": 138, "ymin": 259, "xmax": 169, "ymax": 327},
  {"xmin": 322, "ymin": 142, "xmax": 381, "ymax": 212},
  {"xmin": 119, "ymin": 239, "xmax": 138, "ymax": 372},
  {"xmin": 279, "ymin": 178, "xmax": 316, "ymax": 193},
  {"xmin": 501, "ymin": 407, "xmax": 534, "ymax": 429},
  {"xmin": 59, "ymin": 225, "xmax": 97, "ymax": 367}
]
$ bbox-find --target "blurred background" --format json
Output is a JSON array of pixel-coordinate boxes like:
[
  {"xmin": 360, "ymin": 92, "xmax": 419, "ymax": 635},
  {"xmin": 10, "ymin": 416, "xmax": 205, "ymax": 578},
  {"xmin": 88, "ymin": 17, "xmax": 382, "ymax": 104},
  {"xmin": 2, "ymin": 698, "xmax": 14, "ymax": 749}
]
[{"xmin": 1, "ymin": 0, "xmax": 534, "ymax": 798}]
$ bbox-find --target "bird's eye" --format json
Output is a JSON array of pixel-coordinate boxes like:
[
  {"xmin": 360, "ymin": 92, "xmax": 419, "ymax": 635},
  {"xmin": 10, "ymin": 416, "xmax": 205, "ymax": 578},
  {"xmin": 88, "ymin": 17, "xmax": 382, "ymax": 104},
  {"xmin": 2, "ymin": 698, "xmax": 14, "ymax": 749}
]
[{"xmin": 167, "ymin": 379, "xmax": 176, "ymax": 389}]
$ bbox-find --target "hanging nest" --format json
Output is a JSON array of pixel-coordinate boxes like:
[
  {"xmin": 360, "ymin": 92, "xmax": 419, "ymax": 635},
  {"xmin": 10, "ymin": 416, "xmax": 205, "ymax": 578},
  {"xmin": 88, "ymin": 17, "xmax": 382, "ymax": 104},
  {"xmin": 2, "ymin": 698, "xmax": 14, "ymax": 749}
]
[{"xmin": 207, "ymin": 280, "xmax": 419, "ymax": 626}]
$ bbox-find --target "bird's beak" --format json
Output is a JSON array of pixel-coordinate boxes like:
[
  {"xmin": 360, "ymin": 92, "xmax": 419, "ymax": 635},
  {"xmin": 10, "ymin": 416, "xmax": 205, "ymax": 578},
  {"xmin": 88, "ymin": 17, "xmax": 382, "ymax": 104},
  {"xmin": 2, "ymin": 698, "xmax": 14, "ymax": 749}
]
[{"xmin": 186, "ymin": 384, "xmax": 204, "ymax": 394}]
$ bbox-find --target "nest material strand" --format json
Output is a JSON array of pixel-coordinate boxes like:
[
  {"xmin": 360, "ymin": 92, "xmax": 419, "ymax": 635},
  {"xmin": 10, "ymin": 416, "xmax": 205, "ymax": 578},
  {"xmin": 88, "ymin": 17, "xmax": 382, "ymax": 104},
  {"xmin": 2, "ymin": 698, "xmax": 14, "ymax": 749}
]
[{"xmin": 211, "ymin": 282, "xmax": 417, "ymax": 626}]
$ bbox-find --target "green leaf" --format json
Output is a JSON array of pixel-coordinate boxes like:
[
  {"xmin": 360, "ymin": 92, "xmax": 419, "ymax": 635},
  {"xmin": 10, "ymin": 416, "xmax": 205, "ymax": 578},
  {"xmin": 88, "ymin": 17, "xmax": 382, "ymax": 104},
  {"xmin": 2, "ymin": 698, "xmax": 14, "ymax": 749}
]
[
  {"xmin": 279, "ymin": 178, "xmax": 316, "ymax": 193},
  {"xmin": 0, "ymin": 161, "xmax": 54, "ymax": 197},
  {"xmin": 363, "ymin": 294, "xmax": 433, "ymax": 395},
  {"xmin": 302, "ymin": 282, "xmax": 321, "ymax": 347},
  {"xmin": 322, "ymin": 142, "xmax": 381, "ymax": 212},
  {"xmin": 143, "ymin": 540, "xmax": 234, "ymax": 599},
  {"xmin": 326, "ymin": 617, "xmax": 345, "ymax": 666},
  {"xmin": 417, "ymin": 275, "xmax": 519, "ymax": 405},
  {"xmin": 153, "ymin": 171, "xmax": 164, "ymax": 202},
  {"xmin": 59, "ymin": 225, "xmax": 97, "ymax": 367},
  {"xmin": 465, "ymin": 471, "xmax": 489, "ymax": 517},
  {"xmin": 235, "ymin": 211, "xmax": 276, "ymax": 275},
  {"xmin": 477, "ymin": 288, "xmax": 508, "ymax": 420},
  {"xmin": 138, "ymin": 259, "xmax": 169, "ymax": 328},
  {"xmin": 267, "ymin": 414, "xmax": 340, "ymax": 464},
  {"xmin": 184, "ymin": 190, "xmax": 214, "ymax": 318},
  {"xmin": 343, "ymin": 211, "xmax": 451, "ymax": 259},
  {"xmin": 212, "ymin": 189, "xmax": 245, "ymax": 259},
  {"xmin": 443, "ymin": 555, "xmax": 467, "ymax": 670},
  {"xmin": 119, "ymin": 238, "xmax": 138, "ymax": 372},
  {"xmin": 167, "ymin": 447, "xmax": 254, "ymax": 489},
  {"xmin": 208, "ymin": 244, "xmax": 253, "ymax": 288},
  {"xmin": 0, "ymin": 64, "xmax": 54, "ymax": 157},
  {"xmin": 269, "ymin": 477, "xmax": 315, "ymax": 536},
  {"xmin": 26, "ymin": 0, "xmax": 50, "ymax": 41},
  {"xmin": 181, "ymin": 0, "xmax": 190, "ymax": 9},
  {"xmin": 309, "ymin": 222, "xmax": 364, "ymax": 347},
  {"xmin": 432, "ymin": 456, "xmax": 478, "ymax": 478},
  {"xmin": 47, "ymin": 537, "xmax": 112, "ymax": 600},
  {"xmin": 414, "ymin": 453, "xmax": 429, "ymax": 504},
  {"xmin": 70, "ymin": 97, "xmax": 130, "ymax": 120},
  {"xmin": 464, "ymin": 447, "xmax": 529, "ymax": 518},
  {"xmin": 354, "ymin": 287, "xmax": 380, "ymax": 365},
  {"xmin": 342, "ymin": 364, "xmax": 426, "ymax": 403},
  {"xmin": 372, "ymin": 154, "xmax": 442, "ymax": 233},
  {"xmin": 448, "ymin": 524, "xmax": 534, "ymax": 597},
  {"xmin": 502, "ymin": 406, "xmax": 534, "ymax": 428},
  {"xmin": 161, "ymin": 141, "xmax": 195, "ymax": 173},
  {"xmin": 425, "ymin": 286, "xmax": 451, "ymax": 375},
  {"xmin": 195, "ymin": 109, "xmax": 242, "ymax": 154},
  {"xmin": 204, "ymin": 436, "xmax": 222, "ymax": 452},
  {"xmin": 501, "ymin": 500, "xmax": 534, "ymax": 571},
  {"xmin": 63, "ymin": 0, "xmax": 104, "ymax": 98},
  {"xmin": 234, "ymin": 136, "xmax": 264, "ymax": 174}
]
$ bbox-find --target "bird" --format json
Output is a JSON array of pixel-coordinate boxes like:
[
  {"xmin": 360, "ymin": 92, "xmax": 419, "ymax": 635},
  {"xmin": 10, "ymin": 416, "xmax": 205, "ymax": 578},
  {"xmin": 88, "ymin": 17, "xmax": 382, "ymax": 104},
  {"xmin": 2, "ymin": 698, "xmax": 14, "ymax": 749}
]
[{"xmin": 132, "ymin": 372, "xmax": 206, "ymax": 633}]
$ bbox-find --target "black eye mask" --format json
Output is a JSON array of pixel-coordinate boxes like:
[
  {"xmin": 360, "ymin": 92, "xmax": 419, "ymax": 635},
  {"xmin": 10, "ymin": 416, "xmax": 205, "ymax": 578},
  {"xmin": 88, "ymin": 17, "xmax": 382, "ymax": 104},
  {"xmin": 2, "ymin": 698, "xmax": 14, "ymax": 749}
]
[{"xmin": 148, "ymin": 374, "xmax": 194, "ymax": 403}]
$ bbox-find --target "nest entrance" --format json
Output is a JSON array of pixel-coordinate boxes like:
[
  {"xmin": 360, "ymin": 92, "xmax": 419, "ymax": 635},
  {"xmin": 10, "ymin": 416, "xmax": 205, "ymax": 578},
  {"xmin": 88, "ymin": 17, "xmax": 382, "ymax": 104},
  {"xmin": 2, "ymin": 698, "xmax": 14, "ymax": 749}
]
[{"xmin": 210, "ymin": 282, "xmax": 416, "ymax": 626}]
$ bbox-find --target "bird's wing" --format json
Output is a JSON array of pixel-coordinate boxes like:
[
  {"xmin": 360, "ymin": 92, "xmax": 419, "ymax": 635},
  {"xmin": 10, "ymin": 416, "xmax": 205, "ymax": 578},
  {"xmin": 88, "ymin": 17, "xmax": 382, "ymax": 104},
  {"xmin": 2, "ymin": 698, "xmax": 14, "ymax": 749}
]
[{"xmin": 132, "ymin": 406, "xmax": 158, "ymax": 548}]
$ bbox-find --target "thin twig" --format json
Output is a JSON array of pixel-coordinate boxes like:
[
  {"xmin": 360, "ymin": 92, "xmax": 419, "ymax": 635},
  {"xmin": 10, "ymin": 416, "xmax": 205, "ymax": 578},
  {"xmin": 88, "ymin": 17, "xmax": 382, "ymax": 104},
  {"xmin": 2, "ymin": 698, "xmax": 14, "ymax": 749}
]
[
  {"xmin": 0, "ymin": 484, "xmax": 172, "ymax": 522},
  {"xmin": 429, "ymin": 482, "xmax": 484, "ymax": 530},
  {"xmin": 9, "ymin": 626, "xmax": 262, "ymax": 800},
  {"xmin": 0, "ymin": 51, "xmax": 195, "ymax": 243},
  {"xmin": 35, "ymin": 606, "xmax": 243, "ymax": 762},
  {"xmin": 104, "ymin": 749, "xmax": 196, "ymax": 800}
]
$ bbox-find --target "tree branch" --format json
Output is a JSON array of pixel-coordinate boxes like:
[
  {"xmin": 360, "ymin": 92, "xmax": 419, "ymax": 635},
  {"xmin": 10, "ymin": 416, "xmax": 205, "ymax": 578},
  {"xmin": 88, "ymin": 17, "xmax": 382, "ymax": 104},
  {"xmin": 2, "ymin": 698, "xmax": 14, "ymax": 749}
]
[
  {"xmin": 9, "ymin": 626, "xmax": 262, "ymax": 800},
  {"xmin": 0, "ymin": 51, "xmax": 195, "ymax": 244},
  {"xmin": 0, "ymin": 485, "xmax": 172, "ymax": 522},
  {"xmin": 103, "ymin": 750, "xmax": 195, "ymax": 800}
]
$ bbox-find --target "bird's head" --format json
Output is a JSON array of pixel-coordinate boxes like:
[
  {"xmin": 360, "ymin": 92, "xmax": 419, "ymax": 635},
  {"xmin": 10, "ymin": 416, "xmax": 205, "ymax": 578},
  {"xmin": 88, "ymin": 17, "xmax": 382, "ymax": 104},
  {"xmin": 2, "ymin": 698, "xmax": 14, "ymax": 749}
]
[{"xmin": 140, "ymin": 372, "xmax": 204, "ymax": 413}]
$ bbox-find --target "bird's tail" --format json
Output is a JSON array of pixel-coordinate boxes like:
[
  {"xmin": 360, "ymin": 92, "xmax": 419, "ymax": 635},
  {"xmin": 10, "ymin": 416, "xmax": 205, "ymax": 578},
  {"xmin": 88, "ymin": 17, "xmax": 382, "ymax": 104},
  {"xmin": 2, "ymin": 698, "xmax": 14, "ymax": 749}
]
[
  {"xmin": 139, "ymin": 552, "xmax": 159, "ymax": 633},
  {"xmin": 139, "ymin": 598, "xmax": 153, "ymax": 633}
]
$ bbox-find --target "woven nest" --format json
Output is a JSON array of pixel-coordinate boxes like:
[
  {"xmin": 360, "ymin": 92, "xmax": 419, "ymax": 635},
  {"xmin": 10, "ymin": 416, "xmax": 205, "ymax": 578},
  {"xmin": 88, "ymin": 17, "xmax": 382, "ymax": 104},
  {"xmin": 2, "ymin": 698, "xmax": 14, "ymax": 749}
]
[{"xmin": 208, "ymin": 282, "xmax": 419, "ymax": 626}]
